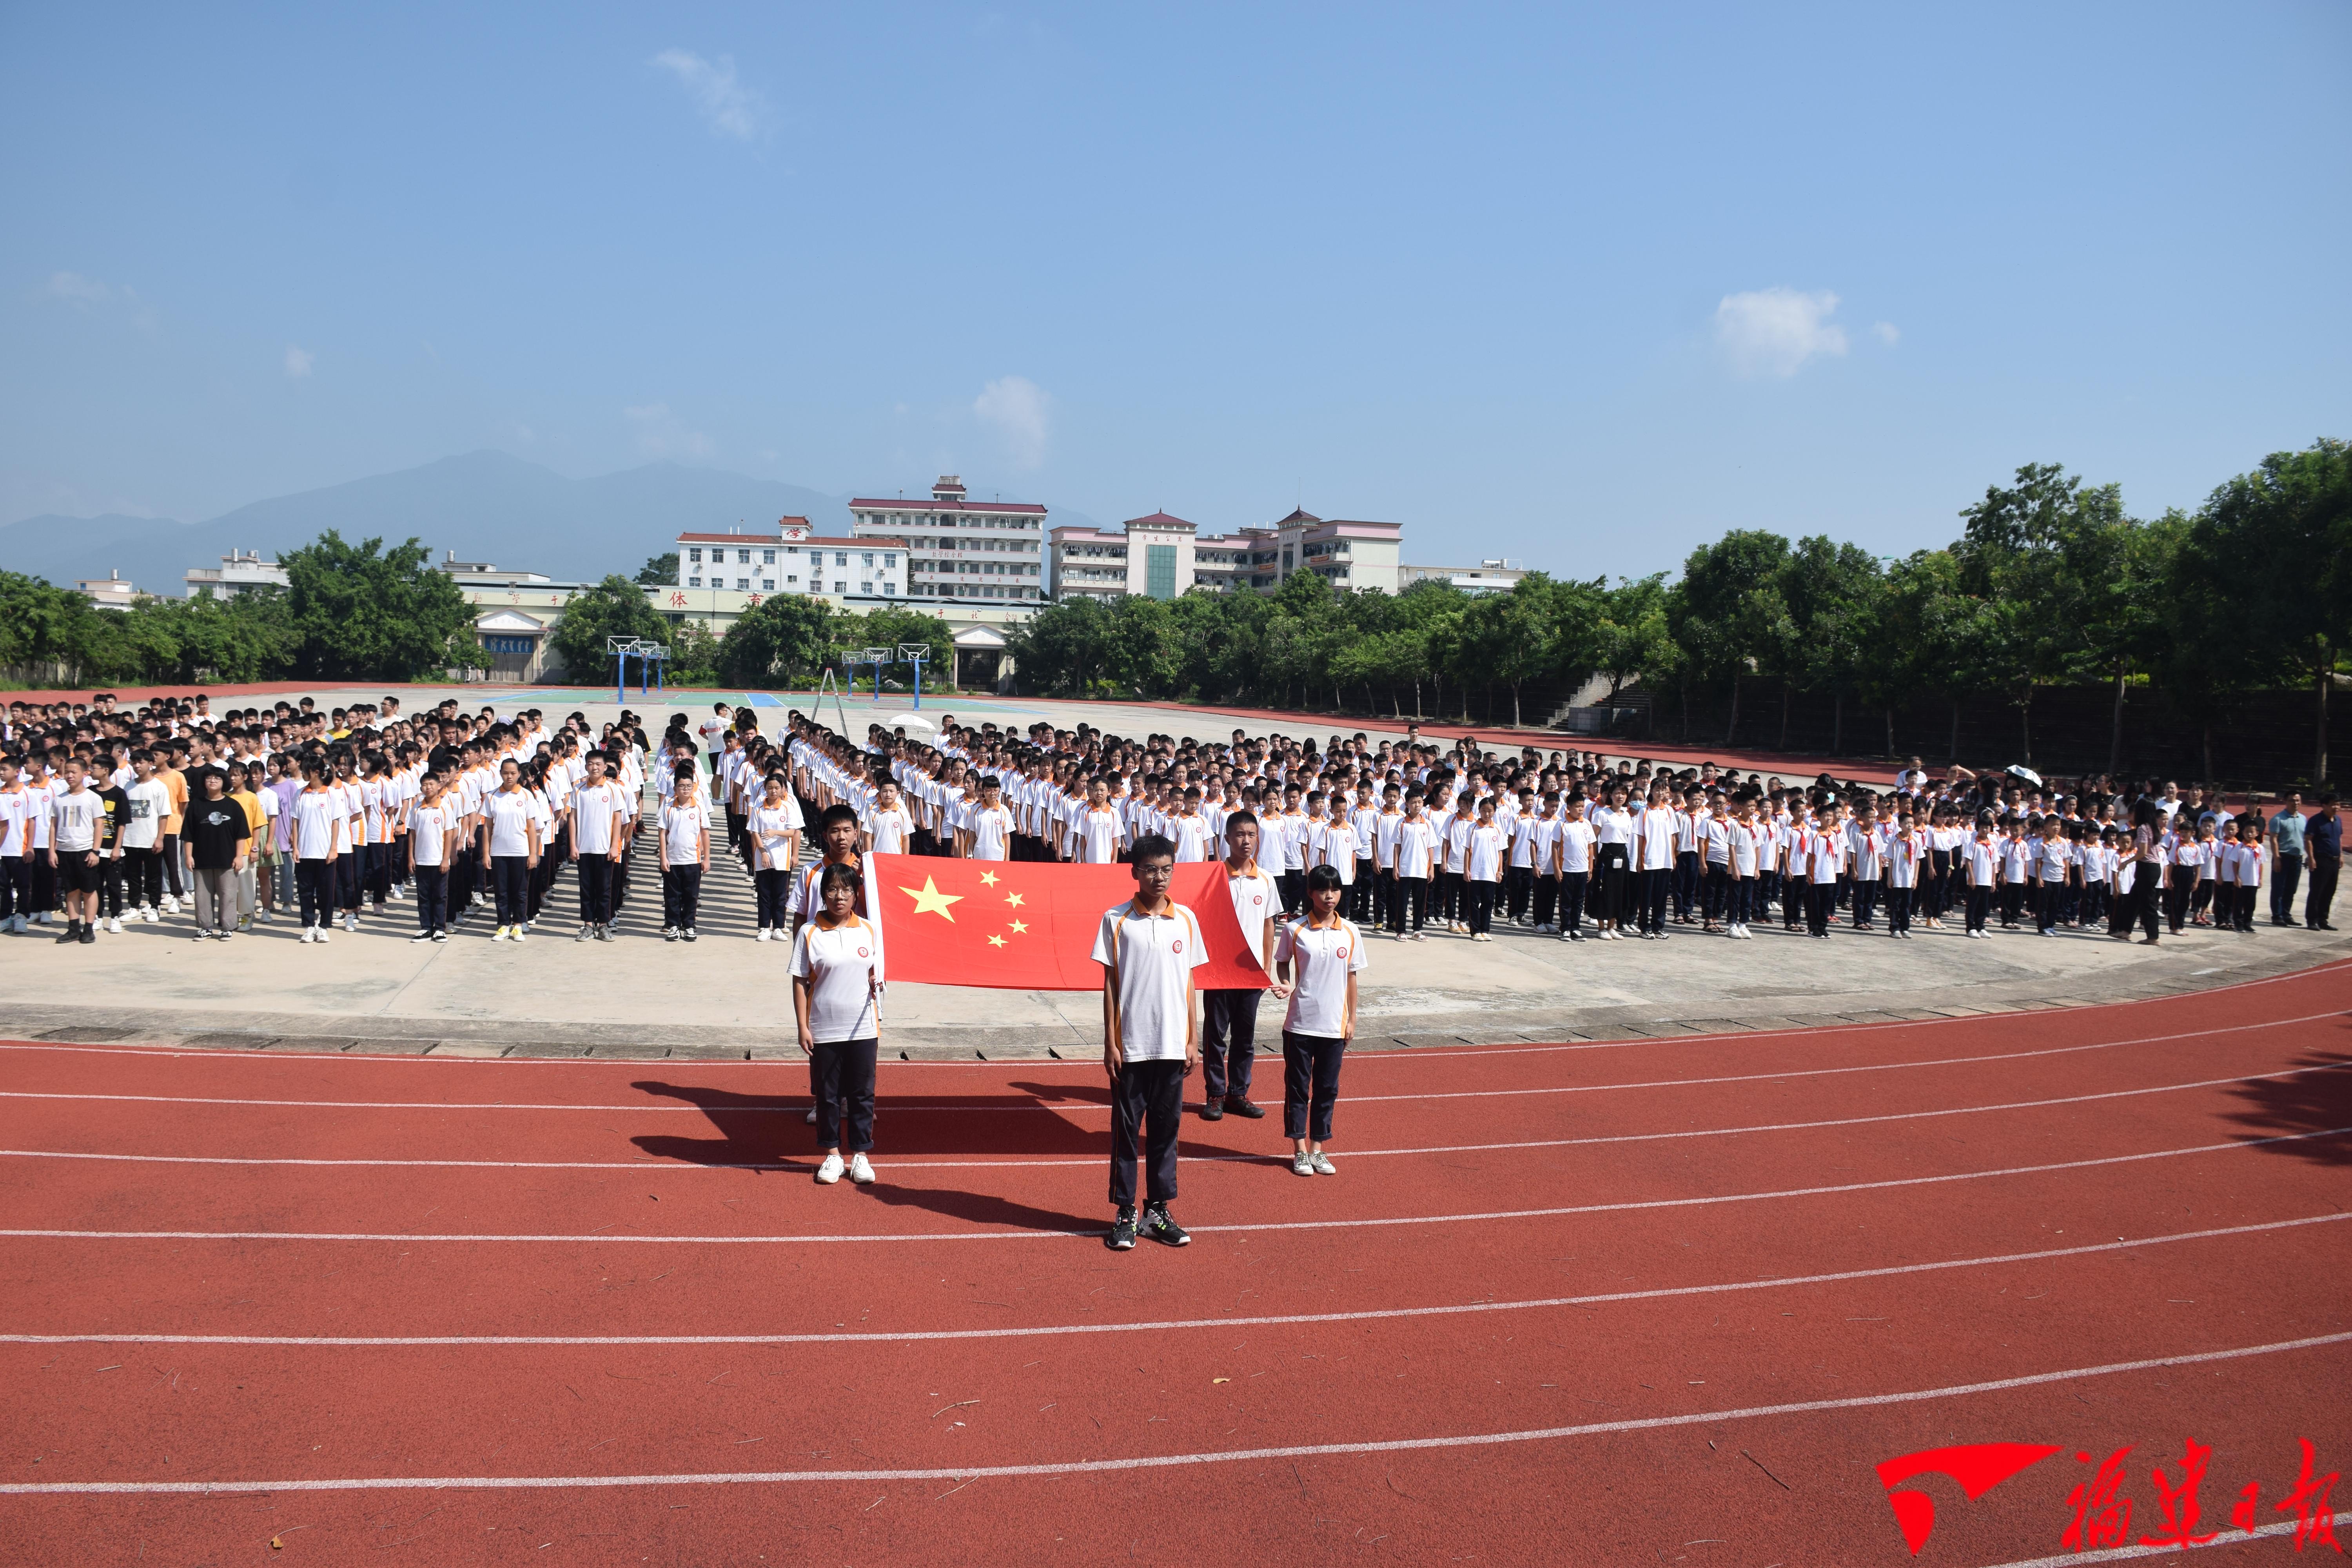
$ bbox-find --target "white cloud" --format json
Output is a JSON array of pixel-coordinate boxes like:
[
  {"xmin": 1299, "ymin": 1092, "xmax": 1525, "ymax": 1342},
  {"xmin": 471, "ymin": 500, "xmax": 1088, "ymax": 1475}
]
[
  {"xmin": 47, "ymin": 271, "xmax": 113, "ymax": 304},
  {"xmin": 284, "ymin": 346, "xmax": 314, "ymax": 379},
  {"xmin": 973, "ymin": 376, "xmax": 1051, "ymax": 469},
  {"xmin": 1872, "ymin": 320, "xmax": 1900, "ymax": 347},
  {"xmin": 624, "ymin": 401, "xmax": 716, "ymax": 460},
  {"xmin": 652, "ymin": 49, "xmax": 764, "ymax": 141},
  {"xmin": 1713, "ymin": 288, "xmax": 1848, "ymax": 378}
]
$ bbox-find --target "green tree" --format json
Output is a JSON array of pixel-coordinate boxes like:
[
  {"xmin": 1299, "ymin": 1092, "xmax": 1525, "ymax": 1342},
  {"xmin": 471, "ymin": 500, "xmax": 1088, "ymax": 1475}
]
[
  {"xmin": 1952, "ymin": 464, "xmax": 2135, "ymax": 766},
  {"xmin": 1671, "ymin": 531, "xmax": 1792, "ymax": 746},
  {"xmin": 282, "ymin": 531, "xmax": 488, "ymax": 682},
  {"xmin": 667, "ymin": 618, "xmax": 723, "ymax": 689},
  {"xmin": 716, "ymin": 593, "xmax": 840, "ymax": 690},
  {"xmin": 636, "ymin": 553, "xmax": 680, "ymax": 587},
  {"xmin": 2184, "ymin": 439, "xmax": 2351, "ymax": 785},
  {"xmin": 1877, "ymin": 549, "xmax": 1986, "ymax": 763},
  {"xmin": 1593, "ymin": 574, "xmax": 1671, "ymax": 708},
  {"xmin": 551, "ymin": 575, "xmax": 673, "ymax": 684}
]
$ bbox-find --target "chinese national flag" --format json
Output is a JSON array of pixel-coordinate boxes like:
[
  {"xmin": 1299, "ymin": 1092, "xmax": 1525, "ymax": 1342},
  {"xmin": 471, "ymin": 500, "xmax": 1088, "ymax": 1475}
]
[{"xmin": 866, "ymin": 853, "xmax": 1269, "ymax": 992}]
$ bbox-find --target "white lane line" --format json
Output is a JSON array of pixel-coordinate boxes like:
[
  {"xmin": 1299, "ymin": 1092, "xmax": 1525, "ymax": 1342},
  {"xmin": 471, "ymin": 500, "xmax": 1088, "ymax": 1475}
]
[
  {"xmin": 1973, "ymin": 1511, "xmax": 2352, "ymax": 1567},
  {"xmin": 5, "ymin": 1059, "xmax": 2346, "ymax": 1172},
  {"xmin": 4, "ymin": 1211, "xmax": 2339, "ymax": 1349},
  {"xmin": 4, "ymin": 1009, "xmax": 2341, "ymax": 1117},
  {"xmin": 6, "ymin": 1330, "xmax": 2348, "ymax": 1496},
  {"xmin": 5, "ymin": 952, "xmax": 2341, "ymax": 1069},
  {"xmin": 2, "ymin": 1125, "xmax": 2341, "ymax": 1246}
]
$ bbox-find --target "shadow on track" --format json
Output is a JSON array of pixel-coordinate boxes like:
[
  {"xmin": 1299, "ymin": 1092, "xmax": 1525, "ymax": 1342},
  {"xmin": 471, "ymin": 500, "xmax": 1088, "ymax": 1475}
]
[{"xmin": 2221, "ymin": 1046, "xmax": 2352, "ymax": 1167}]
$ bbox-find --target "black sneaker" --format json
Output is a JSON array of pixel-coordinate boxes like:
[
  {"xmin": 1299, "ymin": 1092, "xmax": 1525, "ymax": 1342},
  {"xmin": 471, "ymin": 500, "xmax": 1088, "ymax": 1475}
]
[
  {"xmin": 1198, "ymin": 1100, "xmax": 1225, "ymax": 1121},
  {"xmin": 1106, "ymin": 1208, "xmax": 1138, "ymax": 1251},
  {"xmin": 1141, "ymin": 1203, "xmax": 1190, "ymax": 1247},
  {"xmin": 1223, "ymin": 1098, "xmax": 1266, "ymax": 1120},
  {"xmin": 78, "ymin": 923, "xmax": 96, "ymax": 945},
  {"xmin": 55, "ymin": 922, "xmax": 79, "ymax": 945}
]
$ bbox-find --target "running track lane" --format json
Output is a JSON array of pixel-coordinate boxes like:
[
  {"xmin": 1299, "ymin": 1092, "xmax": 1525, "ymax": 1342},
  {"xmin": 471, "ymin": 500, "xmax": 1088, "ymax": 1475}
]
[{"xmin": 2, "ymin": 967, "xmax": 2348, "ymax": 1564}]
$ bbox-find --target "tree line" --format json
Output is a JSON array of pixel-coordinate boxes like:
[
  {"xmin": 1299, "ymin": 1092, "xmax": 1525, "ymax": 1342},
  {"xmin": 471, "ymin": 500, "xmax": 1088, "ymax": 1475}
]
[
  {"xmin": 0, "ymin": 533, "xmax": 490, "ymax": 688},
  {"xmin": 1004, "ymin": 440, "xmax": 2348, "ymax": 785}
]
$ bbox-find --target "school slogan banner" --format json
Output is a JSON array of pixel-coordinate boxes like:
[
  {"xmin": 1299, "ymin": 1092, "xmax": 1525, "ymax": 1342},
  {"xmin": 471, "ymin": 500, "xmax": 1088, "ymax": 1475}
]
[{"xmin": 864, "ymin": 853, "xmax": 1270, "ymax": 992}]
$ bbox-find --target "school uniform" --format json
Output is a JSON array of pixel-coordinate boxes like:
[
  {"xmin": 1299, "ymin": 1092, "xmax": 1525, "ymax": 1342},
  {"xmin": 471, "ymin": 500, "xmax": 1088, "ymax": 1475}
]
[
  {"xmin": 1203, "ymin": 866, "xmax": 1279, "ymax": 1112},
  {"xmin": 1998, "ymin": 836, "xmax": 2032, "ymax": 927},
  {"xmin": 290, "ymin": 788, "xmax": 343, "ymax": 931},
  {"xmin": 659, "ymin": 799, "xmax": 708, "ymax": 931},
  {"xmin": 1884, "ymin": 827, "xmax": 1924, "ymax": 935},
  {"xmin": 1700, "ymin": 815, "xmax": 1733, "ymax": 924},
  {"xmin": 1092, "ymin": 898, "xmax": 1208, "ymax": 1212},
  {"xmin": 1632, "ymin": 804, "xmax": 1677, "ymax": 936},
  {"xmin": 571, "ymin": 781, "xmax": 627, "ymax": 929},
  {"xmin": 1347, "ymin": 802, "xmax": 1380, "ymax": 923},
  {"xmin": 1846, "ymin": 822, "xmax": 1884, "ymax": 929},
  {"xmin": 1464, "ymin": 820, "xmax": 1507, "ymax": 935},
  {"xmin": 1389, "ymin": 814, "xmax": 1439, "ymax": 934},
  {"xmin": 2228, "ymin": 842, "xmax": 2263, "ymax": 932},
  {"xmin": 1672, "ymin": 806, "xmax": 1704, "ymax": 923},
  {"xmin": 1803, "ymin": 826, "xmax": 1845, "ymax": 936},
  {"xmin": 791, "ymin": 915, "xmax": 884, "ymax": 1152},
  {"xmin": 408, "ymin": 799, "xmax": 455, "ymax": 936},
  {"xmin": 1373, "ymin": 808, "xmax": 1405, "ymax": 930},
  {"xmin": 1728, "ymin": 818, "xmax": 1762, "ymax": 927},
  {"xmin": 2165, "ymin": 839, "xmax": 2204, "ymax": 933},
  {"xmin": 1274, "ymin": 914, "xmax": 1368, "ymax": 1144}
]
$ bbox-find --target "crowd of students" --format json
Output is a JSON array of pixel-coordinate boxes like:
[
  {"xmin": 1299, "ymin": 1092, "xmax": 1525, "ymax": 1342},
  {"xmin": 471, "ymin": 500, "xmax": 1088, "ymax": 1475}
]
[{"xmin": 6, "ymin": 689, "xmax": 2343, "ymax": 1249}]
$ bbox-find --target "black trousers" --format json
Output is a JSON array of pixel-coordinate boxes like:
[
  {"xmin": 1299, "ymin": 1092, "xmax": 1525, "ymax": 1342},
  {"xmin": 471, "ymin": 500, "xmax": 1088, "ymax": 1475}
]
[
  {"xmin": 414, "ymin": 866, "xmax": 447, "ymax": 933},
  {"xmin": 2036, "ymin": 878, "xmax": 2064, "ymax": 932},
  {"xmin": 1466, "ymin": 878, "xmax": 1497, "ymax": 935},
  {"xmin": 1533, "ymin": 872, "xmax": 1559, "ymax": 927},
  {"xmin": 0, "ymin": 855, "xmax": 28, "ymax": 919},
  {"xmin": 2308, "ymin": 859, "xmax": 2339, "ymax": 928},
  {"xmin": 1727, "ymin": 875, "xmax": 1755, "ymax": 926},
  {"xmin": 1390, "ymin": 875, "xmax": 1428, "ymax": 933},
  {"xmin": 1351, "ymin": 859, "xmax": 1377, "ymax": 922},
  {"xmin": 1282, "ymin": 1031, "xmax": 1345, "ymax": 1142},
  {"xmin": 1851, "ymin": 878, "xmax": 1878, "ymax": 927},
  {"xmin": 1374, "ymin": 868, "xmax": 1397, "ymax": 929},
  {"xmin": 1673, "ymin": 850, "xmax": 1700, "ymax": 920},
  {"xmin": 120, "ymin": 846, "xmax": 162, "ymax": 909},
  {"xmin": 1636, "ymin": 866, "xmax": 1670, "ymax": 934},
  {"xmin": 1108, "ymin": 1058, "xmax": 1185, "ymax": 1209},
  {"xmin": 1556, "ymin": 871, "xmax": 1588, "ymax": 933},
  {"xmin": 576, "ymin": 855, "xmax": 613, "ymax": 925},
  {"xmin": 2164, "ymin": 880, "xmax": 2193, "ymax": 934},
  {"xmin": 1596, "ymin": 845, "xmax": 1628, "ymax": 924},
  {"xmin": 664, "ymin": 864, "xmax": 703, "ymax": 928},
  {"xmin": 755, "ymin": 867, "xmax": 790, "ymax": 929},
  {"xmin": 1965, "ymin": 884, "xmax": 1991, "ymax": 933},
  {"xmin": 1201, "ymin": 989, "xmax": 1260, "ymax": 1103},
  {"xmin": 1886, "ymin": 885, "xmax": 1913, "ymax": 933},
  {"xmin": 338, "ymin": 849, "xmax": 362, "ymax": 911},
  {"xmin": 1701, "ymin": 861, "xmax": 1730, "ymax": 921},
  {"xmin": 1807, "ymin": 880, "xmax": 1835, "ymax": 936},
  {"xmin": 488, "ymin": 855, "xmax": 527, "ymax": 924},
  {"xmin": 1434, "ymin": 869, "xmax": 1461, "ymax": 923},
  {"xmin": 811, "ymin": 1037, "xmax": 878, "ymax": 1152},
  {"xmin": 1998, "ymin": 882, "xmax": 2025, "ymax": 926},
  {"xmin": 296, "ymin": 857, "xmax": 336, "ymax": 927},
  {"xmin": 1279, "ymin": 869, "xmax": 1305, "ymax": 916},
  {"xmin": 1504, "ymin": 864, "xmax": 1534, "ymax": 920}
]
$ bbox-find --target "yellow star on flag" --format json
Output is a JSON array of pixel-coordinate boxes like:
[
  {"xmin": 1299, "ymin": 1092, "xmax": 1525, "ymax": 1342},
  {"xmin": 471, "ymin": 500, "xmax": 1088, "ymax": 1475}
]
[
  {"xmin": 1005, "ymin": 892, "xmax": 1025, "ymax": 908},
  {"xmin": 978, "ymin": 871, "xmax": 1000, "ymax": 887},
  {"xmin": 1007, "ymin": 920, "xmax": 1029, "ymax": 935},
  {"xmin": 900, "ymin": 877, "xmax": 964, "ymax": 922},
  {"xmin": 987, "ymin": 933, "xmax": 1006, "ymax": 948}
]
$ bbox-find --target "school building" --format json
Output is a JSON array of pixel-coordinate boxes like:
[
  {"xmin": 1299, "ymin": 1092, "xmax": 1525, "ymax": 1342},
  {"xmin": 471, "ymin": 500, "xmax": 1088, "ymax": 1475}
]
[{"xmin": 1046, "ymin": 508, "xmax": 1407, "ymax": 601}]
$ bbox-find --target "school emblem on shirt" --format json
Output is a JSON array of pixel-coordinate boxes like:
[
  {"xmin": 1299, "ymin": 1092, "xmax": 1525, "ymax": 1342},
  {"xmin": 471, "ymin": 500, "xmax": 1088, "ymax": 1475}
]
[
  {"xmin": 1252, "ymin": 895, "xmax": 1263, "ymax": 906},
  {"xmin": 1172, "ymin": 939, "xmax": 1185, "ymax": 953}
]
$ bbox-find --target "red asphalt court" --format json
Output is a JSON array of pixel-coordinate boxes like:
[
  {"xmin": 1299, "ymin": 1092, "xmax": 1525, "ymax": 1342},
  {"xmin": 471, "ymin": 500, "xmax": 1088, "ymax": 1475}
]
[{"xmin": 3, "ymin": 967, "xmax": 2349, "ymax": 1566}]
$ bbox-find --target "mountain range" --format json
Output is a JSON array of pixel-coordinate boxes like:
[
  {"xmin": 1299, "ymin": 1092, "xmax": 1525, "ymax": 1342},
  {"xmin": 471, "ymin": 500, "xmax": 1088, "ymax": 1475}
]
[{"xmin": 0, "ymin": 451, "xmax": 1091, "ymax": 594}]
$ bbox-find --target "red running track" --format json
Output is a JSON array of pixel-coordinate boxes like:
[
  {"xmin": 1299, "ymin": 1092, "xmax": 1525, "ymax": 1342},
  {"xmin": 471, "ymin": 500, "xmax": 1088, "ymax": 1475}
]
[{"xmin": 2, "ymin": 965, "xmax": 2349, "ymax": 1566}]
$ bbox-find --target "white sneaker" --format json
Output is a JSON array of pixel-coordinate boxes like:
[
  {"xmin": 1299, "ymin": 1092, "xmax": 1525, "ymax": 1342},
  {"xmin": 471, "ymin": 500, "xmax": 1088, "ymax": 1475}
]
[
  {"xmin": 1310, "ymin": 1151, "xmax": 1336, "ymax": 1176},
  {"xmin": 162, "ymin": 895, "xmax": 180, "ymax": 914},
  {"xmin": 1291, "ymin": 1150, "xmax": 1317, "ymax": 1177},
  {"xmin": 814, "ymin": 1152, "xmax": 845, "ymax": 1185},
  {"xmin": 510, "ymin": 927, "xmax": 525, "ymax": 944},
  {"xmin": 755, "ymin": 928, "xmax": 771, "ymax": 942},
  {"xmin": 491, "ymin": 926, "xmax": 510, "ymax": 942},
  {"xmin": 106, "ymin": 917, "xmax": 123, "ymax": 934},
  {"xmin": 848, "ymin": 1153, "xmax": 875, "ymax": 1185},
  {"xmin": 142, "ymin": 906, "xmax": 160, "ymax": 923}
]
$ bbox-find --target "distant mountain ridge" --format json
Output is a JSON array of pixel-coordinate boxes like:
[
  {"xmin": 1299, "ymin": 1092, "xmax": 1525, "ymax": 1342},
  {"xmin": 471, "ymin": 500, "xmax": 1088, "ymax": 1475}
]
[{"xmin": 0, "ymin": 451, "xmax": 1084, "ymax": 596}]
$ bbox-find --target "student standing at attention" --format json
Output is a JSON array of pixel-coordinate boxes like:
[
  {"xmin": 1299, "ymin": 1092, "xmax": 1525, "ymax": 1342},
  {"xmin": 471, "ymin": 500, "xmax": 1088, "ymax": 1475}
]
[
  {"xmin": 1093, "ymin": 833, "xmax": 1205, "ymax": 1252},
  {"xmin": 792, "ymin": 863, "xmax": 885, "ymax": 1186},
  {"xmin": 1273, "ymin": 864, "xmax": 1367, "ymax": 1177},
  {"xmin": 1200, "ymin": 811, "xmax": 1286, "ymax": 1123}
]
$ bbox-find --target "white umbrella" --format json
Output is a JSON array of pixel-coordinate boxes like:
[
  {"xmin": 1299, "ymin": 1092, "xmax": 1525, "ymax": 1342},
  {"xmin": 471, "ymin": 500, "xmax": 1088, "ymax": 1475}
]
[
  {"xmin": 875, "ymin": 711, "xmax": 938, "ymax": 733},
  {"xmin": 2005, "ymin": 764, "xmax": 2044, "ymax": 788}
]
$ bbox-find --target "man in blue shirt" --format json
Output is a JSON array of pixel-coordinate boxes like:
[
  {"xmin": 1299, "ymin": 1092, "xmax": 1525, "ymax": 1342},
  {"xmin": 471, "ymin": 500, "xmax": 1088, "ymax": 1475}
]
[
  {"xmin": 2267, "ymin": 792, "xmax": 2306, "ymax": 926},
  {"xmin": 2303, "ymin": 792, "xmax": 2339, "ymax": 931}
]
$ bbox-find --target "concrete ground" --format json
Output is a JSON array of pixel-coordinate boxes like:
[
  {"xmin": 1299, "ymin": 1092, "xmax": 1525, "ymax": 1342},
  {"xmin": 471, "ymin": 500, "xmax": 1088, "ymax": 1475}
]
[{"xmin": 7, "ymin": 826, "xmax": 2341, "ymax": 1059}]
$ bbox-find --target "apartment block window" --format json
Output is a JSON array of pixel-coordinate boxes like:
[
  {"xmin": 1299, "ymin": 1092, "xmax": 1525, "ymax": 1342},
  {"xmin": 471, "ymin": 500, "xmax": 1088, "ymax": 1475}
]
[
  {"xmin": 737, "ymin": 577, "xmax": 750, "ymax": 591},
  {"xmin": 884, "ymin": 553, "xmax": 897, "ymax": 568},
  {"xmin": 762, "ymin": 549, "xmax": 776, "ymax": 565},
  {"xmin": 862, "ymin": 552, "xmax": 875, "ymax": 568},
  {"xmin": 835, "ymin": 552, "xmax": 848, "ymax": 566},
  {"xmin": 737, "ymin": 549, "xmax": 751, "ymax": 565},
  {"xmin": 761, "ymin": 578, "xmax": 775, "ymax": 591},
  {"xmin": 860, "ymin": 580, "xmax": 873, "ymax": 594},
  {"xmin": 786, "ymin": 574, "xmax": 799, "ymax": 584},
  {"xmin": 833, "ymin": 580, "xmax": 846, "ymax": 594},
  {"xmin": 688, "ymin": 575, "xmax": 702, "ymax": 588},
  {"xmin": 688, "ymin": 548, "xmax": 702, "ymax": 564}
]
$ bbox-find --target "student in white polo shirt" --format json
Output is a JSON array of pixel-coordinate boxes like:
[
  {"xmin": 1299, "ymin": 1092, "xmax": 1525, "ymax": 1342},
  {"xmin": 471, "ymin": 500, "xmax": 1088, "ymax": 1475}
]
[
  {"xmin": 1200, "ymin": 810, "xmax": 1285, "ymax": 1123},
  {"xmin": 792, "ymin": 863, "xmax": 885, "ymax": 1187},
  {"xmin": 659, "ymin": 764, "xmax": 711, "ymax": 942},
  {"xmin": 1092, "ymin": 832, "xmax": 1206, "ymax": 1252},
  {"xmin": 1272, "ymin": 864, "xmax": 1367, "ymax": 1177}
]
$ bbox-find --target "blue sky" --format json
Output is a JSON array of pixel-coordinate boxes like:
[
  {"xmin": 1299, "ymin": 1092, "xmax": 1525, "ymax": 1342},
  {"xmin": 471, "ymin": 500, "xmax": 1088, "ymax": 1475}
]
[{"xmin": 3, "ymin": 2, "xmax": 2347, "ymax": 577}]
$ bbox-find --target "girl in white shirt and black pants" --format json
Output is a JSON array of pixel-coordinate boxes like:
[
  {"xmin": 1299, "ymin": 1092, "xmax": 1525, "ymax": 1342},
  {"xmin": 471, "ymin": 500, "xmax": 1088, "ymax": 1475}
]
[
  {"xmin": 791, "ymin": 863, "xmax": 884, "ymax": 1186},
  {"xmin": 1273, "ymin": 865, "xmax": 1367, "ymax": 1176}
]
